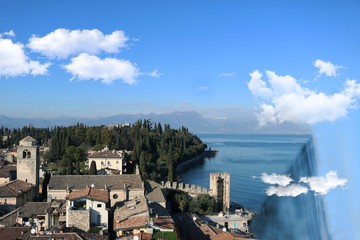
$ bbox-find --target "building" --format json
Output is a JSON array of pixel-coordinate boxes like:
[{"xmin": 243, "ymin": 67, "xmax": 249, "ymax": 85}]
[
  {"xmin": 205, "ymin": 212, "xmax": 251, "ymax": 234},
  {"xmin": 47, "ymin": 175, "xmax": 144, "ymax": 207},
  {"xmin": 48, "ymin": 199, "xmax": 66, "ymax": 229},
  {"xmin": 145, "ymin": 181, "xmax": 167, "ymax": 209},
  {"xmin": 16, "ymin": 136, "xmax": 40, "ymax": 188},
  {"xmin": 66, "ymin": 186, "xmax": 109, "ymax": 232},
  {"xmin": 0, "ymin": 180, "xmax": 36, "ymax": 210},
  {"xmin": 16, "ymin": 202, "xmax": 51, "ymax": 233},
  {"xmin": 87, "ymin": 148, "xmax": 129, "ymax": 174},
  {"xmin": 209, "ymin": 172, "xmax": 230, "ymax": 212},
  {"xmin": 113, "ymin": 196, "xmax": 151, "ymax": 237},
  {"xmin": 0, "ymin": 160, "xmax": 16, "ymax": 184}
]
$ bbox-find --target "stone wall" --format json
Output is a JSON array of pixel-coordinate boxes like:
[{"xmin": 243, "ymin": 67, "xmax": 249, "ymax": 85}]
[
  {"xmin": 67, "ymin": 209, "xmax": 90, "ymax": 232},
  {"xmin": 160, "ymin": 181, "xmax": 208, "ymax": 195}
]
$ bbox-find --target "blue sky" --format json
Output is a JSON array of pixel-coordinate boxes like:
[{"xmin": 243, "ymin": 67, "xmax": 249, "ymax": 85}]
[{"xmin": 1, "ymin": 1, "xmax": 360, "ymax": 238}]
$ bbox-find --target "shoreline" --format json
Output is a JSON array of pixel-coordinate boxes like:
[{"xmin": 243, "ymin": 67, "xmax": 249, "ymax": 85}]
[{"xmin": 176, "ymin": 150, "xmax": 217, "ymax": 174}]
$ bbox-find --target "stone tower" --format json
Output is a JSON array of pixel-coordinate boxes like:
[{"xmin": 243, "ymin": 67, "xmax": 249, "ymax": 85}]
[
  {"xmin": 209, "ymin": 172, "xmax": 230, "ymax": 212},
  {"xmin": 17, "ymin": 136, "xmax": 39, "ymax": 188}
]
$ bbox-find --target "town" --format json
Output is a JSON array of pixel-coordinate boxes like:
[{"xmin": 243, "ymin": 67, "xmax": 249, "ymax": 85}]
[{"xmin": 0, "ymin": 123, "xmax": 255, "ymax": 240}]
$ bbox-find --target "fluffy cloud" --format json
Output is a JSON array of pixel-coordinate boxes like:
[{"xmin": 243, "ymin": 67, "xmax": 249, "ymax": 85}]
[
  {"xmin": 64, "ymin": 53, "xmax": 139, "ymax": 84},
  {"xmin": 0, "ymin": 38, "xmax": 50, "ymax": 77},
  {"xmin": 28, "ymin": 28, "xmax": 128, "ymax": 59},
  {"xmin": 247, "ymin": 70, "xmax": 360, "ymax": 126},
  {"xmin": 300, "ymin": 171, "xmax": 348, "ymax": 195},
  {"xmin": 266, "ymin": 184, "xmax": 309, "ymax": 197},
  {"xmin": 260, "ymin": 173, "xmax": 293, "ymax": 186},
  {"xmin": 0, "ymin": 30, "xmax": 15, "ymax": 38},
  {"xmin": 314, "ymin": 59, "xmax": 342, "ymax": 77}
]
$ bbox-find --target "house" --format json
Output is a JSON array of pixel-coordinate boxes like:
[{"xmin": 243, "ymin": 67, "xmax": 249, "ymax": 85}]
[
  {"xmin": 66, "ymin": 186, "xmax": 110, "ymax": 232},
  {"xmin": 87, "ymin": 148, "xmax": 130, "ymax": 174},
  {"xmin": 0, "ymin": 180, "xmax": 36, "ymax": 209},
  {"xmin": 113, "ymin": 196, "xmax": 151, "ymax": 237},
  {"xmin": 205, "ymin": 212, "xmax": 251, "ymax": 234},
  {"xmin": 16, "ymin": 202, "xmax": 51, "ymax": 233},
  {"xmin": 48, "ymin": 199, "xmax": 66, "ymax": 228},
  {"xmin": 47, "ymin": 175, "xmax": 144, "ymax": 207},
  {"xmin": 145, "ymin": 181, "xmax": 176, "ymax": 233},
  {"xmin": 145, "ymin": 181, "xmax": 166, "ymax": 209},
  {"xmin": 0, "ymin": 160, "xmax": 16, "ymax": 184}
]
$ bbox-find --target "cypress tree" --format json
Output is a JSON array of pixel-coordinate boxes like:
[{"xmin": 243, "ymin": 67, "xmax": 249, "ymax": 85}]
[{"xmin": 89, "ymin": 161, "xmax": 97, "ymax": 175}]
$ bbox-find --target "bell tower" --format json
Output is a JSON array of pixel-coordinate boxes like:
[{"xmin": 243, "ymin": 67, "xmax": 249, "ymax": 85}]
[{"xmin": 17, "ymin": 136, "xmax": 39, "ymax": 188}]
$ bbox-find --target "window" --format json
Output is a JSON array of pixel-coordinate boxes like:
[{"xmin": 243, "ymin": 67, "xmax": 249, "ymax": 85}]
[
  {"xmin": 22, "ymin": 149, "xmax": 31, "ymax": 159},
  {"xmin": 97, "ymin": 203, "xmax": 102, "ymax": 208},
  {"xmin": 113, "ymin": 194, "xmax": 118, "ymax": 199}
]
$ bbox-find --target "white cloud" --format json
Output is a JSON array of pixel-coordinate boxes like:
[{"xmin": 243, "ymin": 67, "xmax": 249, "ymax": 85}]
[
  {"xmin": 197, "ymin": 86, "xmax": 209, "ymax": 91},
  {"xmin": 300, "ymin": 171, "xmax": 348, "ymax": 195},
  {"xmin": 260, "ymin": 173, "xmax": 293, "ymax": 186},
  {"xmin": 247, "ymin": 69, "xmax": 360, "ymax": 126},
  {"xmin": 0, "ymin": 38, "xmax": 50, "ymax": 77},
  {"xmin": 147, "ymin": 70, "xmax": 162, "ymax": 78},
  {"xmin": 64, "ymin": 53, "xmax": 139, "ymax": 84},
  {"xmin": 219, "ymin": 72, "xmax": 235, "ymax": 78},
  {"xmin": 28, "ymin": 28, "xmax": 128, "ymax": 59},
  {"xmin": 266, "ymin": 184, "xmax": 309, "ymax": 197},
  {"xmin": 247, "ymin": 70, "xmax": 273, "ymax": 99},
  {"xmin": 314, "ymin": 59, "xmax": 342, "ymax": 77},
  {"xmin": 0, "ymin": 30, "xmax": 16, "ymax": 38}
]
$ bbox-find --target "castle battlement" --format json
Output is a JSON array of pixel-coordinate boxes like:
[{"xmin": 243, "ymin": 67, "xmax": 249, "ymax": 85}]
[{"xmin": 160, "ymin": 181, "xmax": 209, "ymax": 195}]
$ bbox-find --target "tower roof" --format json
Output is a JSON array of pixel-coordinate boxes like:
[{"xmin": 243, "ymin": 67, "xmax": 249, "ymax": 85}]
[
  {"xmin": 20, "ymin": 136, "xmax": 36, "ymax": 142},
  {"xmin": 19, "ymin": 136, "xmax": 37, "ymax": 146}
]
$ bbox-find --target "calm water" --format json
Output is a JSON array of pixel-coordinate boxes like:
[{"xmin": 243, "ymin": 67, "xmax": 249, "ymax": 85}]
[{"xmin": 180, "ymin": 134, "xmax": 311, "ymax": 212}]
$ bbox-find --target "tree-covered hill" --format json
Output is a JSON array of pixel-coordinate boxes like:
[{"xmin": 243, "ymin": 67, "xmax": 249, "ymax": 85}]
[{"xmin": 0, "ymin": 120, "xmax": 207, "ymax": 181}]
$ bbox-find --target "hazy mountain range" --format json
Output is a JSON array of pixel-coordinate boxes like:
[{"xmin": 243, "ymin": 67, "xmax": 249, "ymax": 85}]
[{"xmin": 0, "ymin": 111, "xmax": 310, "ymax": 134}]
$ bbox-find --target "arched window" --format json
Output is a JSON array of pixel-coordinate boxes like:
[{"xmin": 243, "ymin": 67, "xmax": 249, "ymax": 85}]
[{"xmin": 23, "ymin": 149, "xmax": 31, "ymax": 158}]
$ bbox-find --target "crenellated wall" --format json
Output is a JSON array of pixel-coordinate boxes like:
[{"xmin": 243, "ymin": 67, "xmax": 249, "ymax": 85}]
[{"xmin": 160, "ymin": 180, "xmax": 209, "ymax": 196}]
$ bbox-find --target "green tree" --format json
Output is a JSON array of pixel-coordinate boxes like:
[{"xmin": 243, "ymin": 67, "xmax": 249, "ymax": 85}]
[
  {"xmin": 139, "ymin": 151, "xmax": 146, "ymax": 179},
  {"xmin": 89, "ymin": 161, "xmax": 97, "ymax": 175}
]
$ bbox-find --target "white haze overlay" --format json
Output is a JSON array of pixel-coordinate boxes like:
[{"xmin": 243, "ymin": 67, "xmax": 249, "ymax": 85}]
[
  {"xmin": 255, "ymin": 171, "xmax": 347, "ymax": 197},
  {"xmin": 247, "ymin": 60, "xmax": 360, "ymax": 126},
  {"xmin": 300, "ymin": 170, "xmax": 348, "ymax": 195}
]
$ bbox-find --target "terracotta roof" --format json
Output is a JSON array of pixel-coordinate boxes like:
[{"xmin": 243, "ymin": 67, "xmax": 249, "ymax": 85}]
[
  {"xmin": 88, "ymin": 150, "xmax": 124, "ymax": 158},
  {"xmin": 0, "ymin": 180, "xmax": 34, "ymax": 197},
  {"xmin": 114, "ymin": 196, "xmax": 149, "ymax": 231},
  {"xmin": 153, "ymin": 217, "xmax": 176, "ymax": 230},
  {"xmin": 69, "ymin": 187, "xmax": 109, "ymax": 203},
  {"xmin": 0, "ymin": 226, "xmax": 30, "ymax": 240},
  {"xmin": 18, "ymin": 202, "xmax": 50, "ymax": 217},
  {"xmin": 28, "ymin": 232, "xmax": 83, "ymax": 240},
  {"xmin": 211, "ymin": 231, "xmax": 247, "ymax": 240},
  {"xmin": 115, "ymin": 216, "xmax": 149, "ymax": 231},
  {"xmin": 48, "ymin": 174, "xmax": 143, "ymax": 190}
]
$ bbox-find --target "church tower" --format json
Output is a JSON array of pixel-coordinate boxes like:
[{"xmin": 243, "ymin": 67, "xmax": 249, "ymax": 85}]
[
  {"xmin": 209, "ymin": 172, "xmax": 230, "ymax": 212},
  {"xmin": 17, "ymin": 136, "xmax": 39, "ymax": 188}
]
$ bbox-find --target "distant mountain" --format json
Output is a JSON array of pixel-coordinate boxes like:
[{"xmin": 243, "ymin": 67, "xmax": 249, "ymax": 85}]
[{"xmin": 0, "ymin": 111, "xmax": 311, "ymax": 134}]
